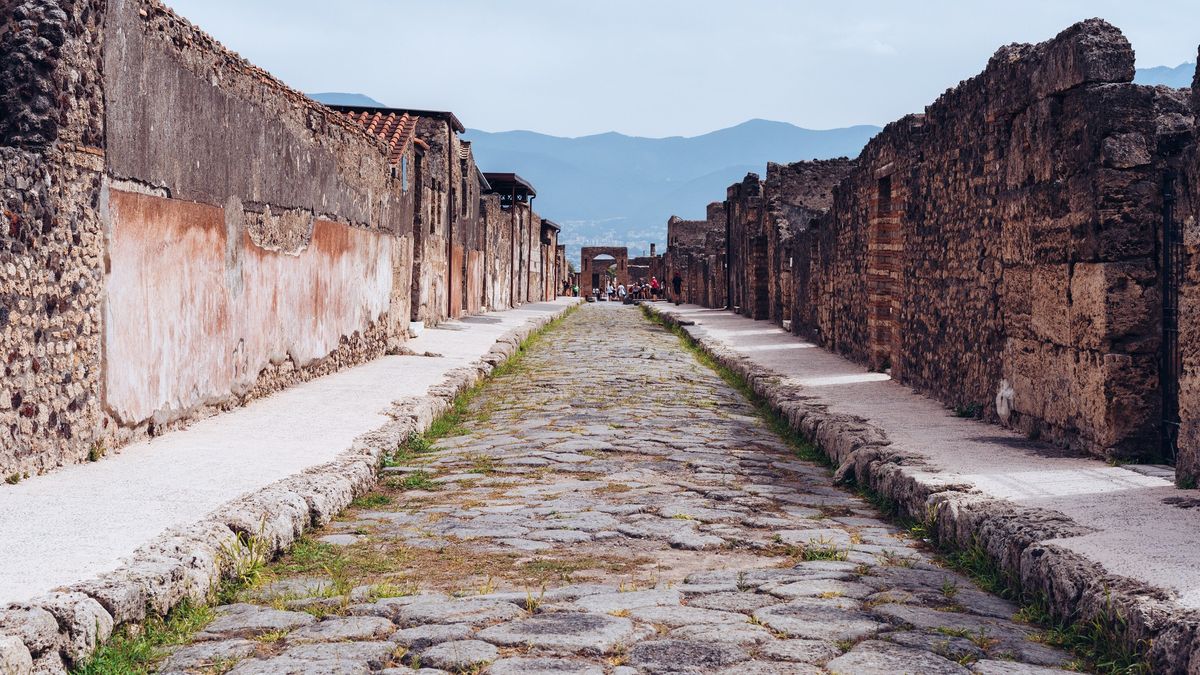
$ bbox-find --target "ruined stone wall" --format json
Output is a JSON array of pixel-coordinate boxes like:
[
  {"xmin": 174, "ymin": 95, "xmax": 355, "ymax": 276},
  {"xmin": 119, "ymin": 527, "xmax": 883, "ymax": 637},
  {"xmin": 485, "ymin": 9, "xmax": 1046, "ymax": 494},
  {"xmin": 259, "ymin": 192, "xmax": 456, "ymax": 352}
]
[
  {"xmin": 810, "ymin": 20, "xmax": 1183, "ymax": 462},
  {"xmin": 411, "ymin": 117, "xmax": 451, "ymax": 325},
  {"xmin": 1174, "ymin": 57, "xmax": 1200, "ymax": 485},
  {"xmin": 480, "ymin": 195, "xmax": 507, "ymax": 311},
  {"xmin": 663, "ymin": 202, "xmax": 728, "ymax": 307},
  {"xmin": 727, "ymin": 174, "xmax": 767, "ymax": 319},
  {"xmin": 762, "ymin": 159, "xmax": 853, "ymax": 330},
  {"xmin": 0, "ymin": 0, "xmax": 419, "ymax": 477}
]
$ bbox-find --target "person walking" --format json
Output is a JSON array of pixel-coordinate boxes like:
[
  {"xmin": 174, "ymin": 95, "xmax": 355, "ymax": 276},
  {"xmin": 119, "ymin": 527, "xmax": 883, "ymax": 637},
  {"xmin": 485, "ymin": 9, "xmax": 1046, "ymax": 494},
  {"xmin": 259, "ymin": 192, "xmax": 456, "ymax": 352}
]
[
  {"xmin": 672, "ymin": 272, "xmax": 683, "ymax": 305},
  {"xmin": 617, "ymin": 283, "xmax": 627, "ymax": 302},
  {"xmin": 650, "ymin": 276, "xmax": 661, "ymax": 300}
]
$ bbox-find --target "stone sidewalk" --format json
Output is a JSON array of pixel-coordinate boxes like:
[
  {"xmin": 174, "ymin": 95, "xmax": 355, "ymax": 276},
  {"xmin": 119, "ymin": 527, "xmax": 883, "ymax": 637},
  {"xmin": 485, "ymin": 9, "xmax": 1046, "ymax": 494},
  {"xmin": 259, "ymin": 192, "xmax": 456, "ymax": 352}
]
[
  {"xmin": 159, "ymin": 303, "xmax": 1074, "ymax": 674},
  {"xmin": 648, "ymin": 303, "xmax": 1200, "ymax": 671},
  {"xmin": 0, "ymin": 299, "xmax": 579, "ymax": 671}
]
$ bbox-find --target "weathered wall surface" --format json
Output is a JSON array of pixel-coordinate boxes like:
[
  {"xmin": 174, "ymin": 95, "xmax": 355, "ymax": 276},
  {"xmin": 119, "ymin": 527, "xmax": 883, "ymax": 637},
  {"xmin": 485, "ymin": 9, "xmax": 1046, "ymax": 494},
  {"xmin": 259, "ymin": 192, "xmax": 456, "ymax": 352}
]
[
  {"xmin": 727, "ymin": 175, "xmax": 766, "ymax": 318},
  {"xmin": 663, "ymin": 202, "xmax": 727, "ymax": 307},
  {"xmin": 762, "ymin": 159, "xmax": 853, "ymax": 330},
  {"xmin": 104, "ymin": 191, "xmax": 393, "ymax": 427},
  {"xmin": 1, "ymin": 0, "xmax": 109, "ymax": 476},
  {"xmin": 1175, "ymin": 57, "xmax": 1200, "ymax": 485},
  {"xmin": 668, "ymin": 20, "xmax": 1194, "ymax": 467},
  {"xmin": 812, "ymin": 20, "xmax": 1183, "ymax": 462}
]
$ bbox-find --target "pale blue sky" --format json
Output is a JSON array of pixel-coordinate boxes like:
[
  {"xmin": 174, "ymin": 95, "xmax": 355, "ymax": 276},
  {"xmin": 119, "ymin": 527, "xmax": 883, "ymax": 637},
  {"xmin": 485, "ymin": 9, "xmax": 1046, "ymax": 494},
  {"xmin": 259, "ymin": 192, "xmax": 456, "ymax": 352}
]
[{"xmin": 165, "ymin": 0, "xmax": 1198, "ymax": 137}]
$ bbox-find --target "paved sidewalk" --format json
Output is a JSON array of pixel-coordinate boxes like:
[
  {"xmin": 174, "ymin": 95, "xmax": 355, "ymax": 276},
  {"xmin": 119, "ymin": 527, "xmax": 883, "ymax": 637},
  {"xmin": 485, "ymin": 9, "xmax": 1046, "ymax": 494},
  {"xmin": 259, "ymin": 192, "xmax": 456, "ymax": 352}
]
[
  {"xmin": 0, "ymin": 299, "xmax": 577, "ymax": 606},
  {"xmin": 655, "ymin": 305, "xmax": 1198, "ymax": 612}
]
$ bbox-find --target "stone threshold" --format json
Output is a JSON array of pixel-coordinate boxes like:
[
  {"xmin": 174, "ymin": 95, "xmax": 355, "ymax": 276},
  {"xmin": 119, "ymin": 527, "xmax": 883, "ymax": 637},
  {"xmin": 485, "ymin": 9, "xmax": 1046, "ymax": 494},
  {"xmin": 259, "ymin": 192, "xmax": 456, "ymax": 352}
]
[
  {"xmin": 0, "ymin": 300, "xmax": 581, "ymax": 674},
  {"xmin": 645, "ymin": 302, "xmax": 1200, "ymax": 674}
]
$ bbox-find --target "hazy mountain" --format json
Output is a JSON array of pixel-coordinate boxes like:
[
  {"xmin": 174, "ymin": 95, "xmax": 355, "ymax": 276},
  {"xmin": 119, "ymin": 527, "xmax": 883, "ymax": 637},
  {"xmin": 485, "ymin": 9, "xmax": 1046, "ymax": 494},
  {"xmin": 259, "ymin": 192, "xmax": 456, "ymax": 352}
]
[
  {"xmin": 464, "ymin": 119, "xmax": 879, "ymax": 262},
  {"xmin": 309, "ymin": 92, "xmax": 388, "ymax": 107},
  {"xmin": 1135, "ymin": 63, "xmax": 1195, "ymax": 88}
]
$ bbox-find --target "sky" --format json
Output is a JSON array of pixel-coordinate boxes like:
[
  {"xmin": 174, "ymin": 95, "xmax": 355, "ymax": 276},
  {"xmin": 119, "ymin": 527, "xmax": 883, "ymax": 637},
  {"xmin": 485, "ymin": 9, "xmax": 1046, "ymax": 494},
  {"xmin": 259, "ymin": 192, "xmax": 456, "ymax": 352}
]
[{"xmin": 165, "ymin": 0, "xmax": 1199, "ymax": 138}]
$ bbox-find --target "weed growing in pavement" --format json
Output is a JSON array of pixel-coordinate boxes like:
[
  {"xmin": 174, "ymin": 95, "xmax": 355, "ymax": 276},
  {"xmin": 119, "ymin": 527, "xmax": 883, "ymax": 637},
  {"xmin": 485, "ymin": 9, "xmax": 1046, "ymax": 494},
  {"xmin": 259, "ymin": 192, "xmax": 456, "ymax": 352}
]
[
  {"xmin": 801, "ymin": 536, "xmax": 849, "ymax": 562},
  {"xmin": 216, "ymin": 521, "xmax": 272, "ymax": 602},
  {"xmin": 350, "ymin": 493, "xmax": 393, "ymax": 509},
  {"xmin": 393, "ymin": 470, "xmax": 437, "ymax": 491},
  {"xmin": 640, "ymin": 305, "xmax": 828, "ymax": 467},
  {"xmin": 71, "ymin": 599, "xmax": 214, "ymax": 675},
  {"xmin": 87, "ymin": 440, "xmax": 107, "ymax": 462}
]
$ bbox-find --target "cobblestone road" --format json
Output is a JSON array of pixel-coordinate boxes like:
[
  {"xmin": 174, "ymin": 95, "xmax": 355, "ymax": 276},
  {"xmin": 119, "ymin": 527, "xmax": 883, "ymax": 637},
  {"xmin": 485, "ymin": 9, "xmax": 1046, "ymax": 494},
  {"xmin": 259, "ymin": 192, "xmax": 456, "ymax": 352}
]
[{"xmin": 162, "ymin": 304, "xmax": 1076, "ymax": 674}]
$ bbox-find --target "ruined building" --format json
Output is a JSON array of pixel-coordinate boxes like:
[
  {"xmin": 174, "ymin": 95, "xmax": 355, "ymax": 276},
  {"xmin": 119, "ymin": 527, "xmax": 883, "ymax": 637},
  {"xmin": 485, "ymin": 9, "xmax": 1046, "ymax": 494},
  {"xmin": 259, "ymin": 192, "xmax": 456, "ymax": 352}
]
[
  {"xmin": 663, "ymin": 19, "xmax": 1200, "ymax": 486},
  {"xmin": 0, "ymin": 0, "xmax": 565, "ymax": 478}
]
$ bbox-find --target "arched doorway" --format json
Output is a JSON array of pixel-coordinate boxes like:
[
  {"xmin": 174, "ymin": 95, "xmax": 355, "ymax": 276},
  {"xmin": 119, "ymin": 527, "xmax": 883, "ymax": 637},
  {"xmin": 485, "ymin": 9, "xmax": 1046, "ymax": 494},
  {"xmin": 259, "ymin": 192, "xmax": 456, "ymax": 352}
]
[{"xmin": 580, "ymin": 246, "xmax": 629, "ymax": 297}]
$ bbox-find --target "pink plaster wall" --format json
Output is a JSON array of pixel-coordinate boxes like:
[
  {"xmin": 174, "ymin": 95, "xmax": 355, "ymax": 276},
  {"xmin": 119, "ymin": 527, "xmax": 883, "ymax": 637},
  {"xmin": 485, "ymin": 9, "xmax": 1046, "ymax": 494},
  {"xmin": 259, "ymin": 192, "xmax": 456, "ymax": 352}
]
[{"xmin": 103, "ymin": 189, "xmax": 393, "ymax": 425}]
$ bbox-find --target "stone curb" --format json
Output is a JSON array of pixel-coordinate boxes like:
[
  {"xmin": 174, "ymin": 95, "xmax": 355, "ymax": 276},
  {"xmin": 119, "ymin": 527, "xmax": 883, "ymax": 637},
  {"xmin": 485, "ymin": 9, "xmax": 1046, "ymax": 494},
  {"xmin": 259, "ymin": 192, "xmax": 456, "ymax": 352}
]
[
  {"xmin": 644, "ymin": 304, "xmax": 1200, "ymax": 674},
  {"xmin": 0, "ymin": 301, "xmax": 580, "ymax": 674}
]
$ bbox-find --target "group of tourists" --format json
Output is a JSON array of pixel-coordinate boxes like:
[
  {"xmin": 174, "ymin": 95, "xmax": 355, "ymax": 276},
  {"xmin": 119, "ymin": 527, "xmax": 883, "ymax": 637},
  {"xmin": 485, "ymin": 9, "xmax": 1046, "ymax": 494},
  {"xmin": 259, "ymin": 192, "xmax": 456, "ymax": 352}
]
[
  {"xmin": 563, "ymin": 272, "xmax": 685, "ymax": 305},
  {"xmin": 594, "ymin": 276, "xmax": 664, "ymax": 302}
]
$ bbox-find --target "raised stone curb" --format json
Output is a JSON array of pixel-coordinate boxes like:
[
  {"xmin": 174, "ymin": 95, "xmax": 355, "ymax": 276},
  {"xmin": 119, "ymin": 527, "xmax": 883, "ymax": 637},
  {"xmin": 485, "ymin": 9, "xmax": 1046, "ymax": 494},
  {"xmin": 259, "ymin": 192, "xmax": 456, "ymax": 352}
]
[
  {"xmin": 644, "ymin": 303, "xmax": 1200, "ymax": 674},
  {"xmin": 0, "ymin": 302, "xmax": 579, "ymax": 674}
]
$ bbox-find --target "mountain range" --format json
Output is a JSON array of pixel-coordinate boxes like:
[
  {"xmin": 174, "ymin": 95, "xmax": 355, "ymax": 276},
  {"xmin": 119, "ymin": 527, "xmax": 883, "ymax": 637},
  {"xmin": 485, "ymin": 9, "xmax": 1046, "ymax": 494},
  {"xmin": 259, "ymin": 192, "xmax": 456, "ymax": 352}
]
[{"xmin": 311, "ymin": 63, "xmax": 1195, "ymax": 262}]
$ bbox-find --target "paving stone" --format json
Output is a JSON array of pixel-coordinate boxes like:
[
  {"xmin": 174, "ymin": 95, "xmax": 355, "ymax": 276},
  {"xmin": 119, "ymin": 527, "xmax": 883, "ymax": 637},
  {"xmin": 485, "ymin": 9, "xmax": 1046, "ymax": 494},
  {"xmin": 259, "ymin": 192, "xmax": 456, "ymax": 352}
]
[
  {"xmin": 626, "ymin": 639, "xmax": 749, "ymax": 672},
  {"xmin": 251, "ymin": 577, "xmax": 336, "ymax": 602},
  {"xmin": 884, "ymin": 630, "xmax": 985, "ymax": 662},
  {"xmin": 714, "ymin": 662, "xmax": 823, "ymax": 675},
  {"xmin": 416, "ymin": 640, "xmax": 497, "ymax": 671},
  {"xmin": 969, "ymin": 660, "xmax": 1078, "ymax": 674},
  {"xmin": 394, "ymin": 598, "xmax": 525, "ymax": 626},
  {"xmin": 317, "ymin": 534, "xmax": 363, "ymax": 546},
  {"xmin": 753, "ymin": 599, "xmax": 888, "ymax": 641},
  {"xmin": 561, "ymin": 588, "xmax": 681, "ymax": 613},
  {"xmin": 485, "ymin": 657, "xmax": 605, "ymax": 675},
  {"xmin": 765, "ymin": 579, "xmax": 874, "ymax": 600},
  {"xmin": 388, "ymin": 624, "xmax": 472, "ymax": 650},
  {"xmin": 476, "ymin": 612, "xmax": 639, "ymax": 655},
  {"xmin": 824, "ymin": 640, "xmax": 970, "ymax": 675},
  {"xmin": 758, "ymin": 638, "xmax": 840, "ymax": 664},
  {"xmin": 286, "ymin": 616, "xmax": 396, "ymax": 643},
  {"xmin": 280, "ymin": 642, "xmax": 399, "ymax": 670},
  {"xmin": 226, "ymin": 656, "xmax": 372, "ymax": 675},
  {"xmin": 160, "ymin": 639, "xmax": 259, "ymax": 673},
  {"xmin": 626, "ymin": 604, "xmax": 746, "ymax": 627},
  {"xmin": 197, "ymin": 604, "xmax": 316, "ymax": 639},
  {"xmin": 687, "ymin": 591, "xmax": 780, "ymax": 613},
  {"xmin": 667, "ymin": 622, "xmax": 775, "ymax": 645}
]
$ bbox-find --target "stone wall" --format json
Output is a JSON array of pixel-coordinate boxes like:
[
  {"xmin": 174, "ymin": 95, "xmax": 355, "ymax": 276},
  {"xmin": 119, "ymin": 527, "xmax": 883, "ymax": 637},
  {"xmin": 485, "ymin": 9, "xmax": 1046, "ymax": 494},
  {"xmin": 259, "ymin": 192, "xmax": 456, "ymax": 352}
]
[
  {"xmin": 821, "ymin": 20, "xmax": 1184, "ymax": 462},
  {"xmin": 727, "ymin": 174, "xmax": 766, "ymax": 318},
  {"xmin": 666, "ymin": 19, "xmax": 1195, "ymax": 468},
  {"xmin": 0, "ymin": 0, "xmax": 558, "ymax": 477},
  {"xmin": 1174, "ymin": 54, "xmax": 1200, "ymax": 485},
  {"xmin": 762, "ymin": 159, "xmax": 853, "ymax": 330}
]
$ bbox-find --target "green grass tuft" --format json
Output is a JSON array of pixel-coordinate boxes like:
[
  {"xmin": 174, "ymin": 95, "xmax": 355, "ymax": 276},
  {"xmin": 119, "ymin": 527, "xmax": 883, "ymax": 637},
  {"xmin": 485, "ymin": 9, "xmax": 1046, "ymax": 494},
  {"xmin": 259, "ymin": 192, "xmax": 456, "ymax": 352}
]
[{"xmin": 71, "ymin": 600, "xmax": 213, "ymax": 675}]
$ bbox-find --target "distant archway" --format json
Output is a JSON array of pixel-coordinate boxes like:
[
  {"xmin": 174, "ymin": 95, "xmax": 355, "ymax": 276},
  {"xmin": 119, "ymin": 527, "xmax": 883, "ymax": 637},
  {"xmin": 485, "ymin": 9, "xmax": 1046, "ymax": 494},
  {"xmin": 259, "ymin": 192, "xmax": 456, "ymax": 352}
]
[{"xmin": 581, "ymin": 247, "xmax": 629, "ymax": 294}]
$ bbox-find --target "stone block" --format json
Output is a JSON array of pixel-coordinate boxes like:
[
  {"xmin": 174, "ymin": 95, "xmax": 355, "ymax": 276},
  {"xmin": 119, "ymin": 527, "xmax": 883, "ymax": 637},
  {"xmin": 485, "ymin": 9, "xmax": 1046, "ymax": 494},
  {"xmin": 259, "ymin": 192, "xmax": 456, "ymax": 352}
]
[
  {"xmin": 1068, "ymin": 261, "xmax": 1157, "ymax": 352},
  {"xmin": 1029, "ymin": 265, "xmax": 1070, "ymax": 347}
]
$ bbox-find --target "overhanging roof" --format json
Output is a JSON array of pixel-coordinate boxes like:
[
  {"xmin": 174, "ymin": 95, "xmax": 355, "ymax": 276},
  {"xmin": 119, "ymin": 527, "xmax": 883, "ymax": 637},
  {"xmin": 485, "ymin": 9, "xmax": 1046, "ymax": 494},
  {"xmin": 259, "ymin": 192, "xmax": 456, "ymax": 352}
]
[
  {"xmin": 327, "ymin": 104, "xmax": 465, "ymax": 134},
  {"xmin": 541, "ymin": 219, "xmax": 561, "ymax": 232},
  {"xmin": 484, "ymin": 172, "xmax": 537, "ymax": 198}
]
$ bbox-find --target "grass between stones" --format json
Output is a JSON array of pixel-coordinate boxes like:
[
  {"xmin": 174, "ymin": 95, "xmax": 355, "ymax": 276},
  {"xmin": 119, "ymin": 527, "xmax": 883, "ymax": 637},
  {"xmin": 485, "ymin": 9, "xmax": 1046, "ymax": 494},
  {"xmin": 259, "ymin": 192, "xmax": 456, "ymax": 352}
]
[
  {"xmin": 641, "ymin": 304, "xmax": 1149, "ymax": 675},
  {"xmin": 639, "ymin": 305, "xmax": 829, "ymax": 467},
  {"xmin": 72, "ymin": 304, "xmax": 581, "ymax": 674}
]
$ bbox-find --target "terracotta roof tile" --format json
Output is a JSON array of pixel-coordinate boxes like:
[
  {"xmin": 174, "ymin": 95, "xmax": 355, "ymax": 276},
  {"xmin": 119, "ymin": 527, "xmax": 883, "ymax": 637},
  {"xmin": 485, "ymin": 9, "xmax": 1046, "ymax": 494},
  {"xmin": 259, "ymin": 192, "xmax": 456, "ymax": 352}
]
[{"xmin": 338, "ymin": 108, "xmax": 419, "ymax": 165}]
